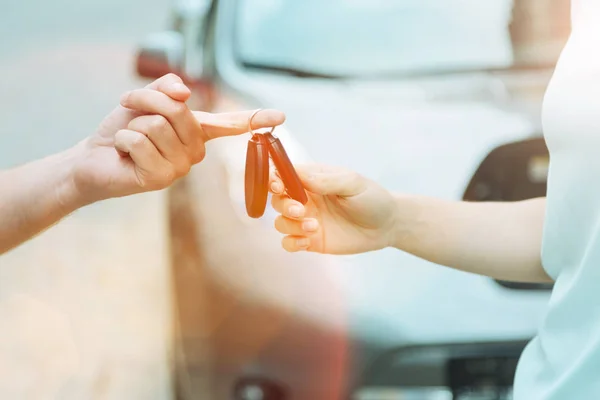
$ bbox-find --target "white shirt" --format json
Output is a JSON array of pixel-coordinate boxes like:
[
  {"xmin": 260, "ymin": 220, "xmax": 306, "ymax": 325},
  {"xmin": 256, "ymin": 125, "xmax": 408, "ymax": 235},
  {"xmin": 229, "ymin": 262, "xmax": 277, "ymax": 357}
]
[{"xmin": 514, "ymin": 1, "xmax": 600, "ymax": 398}]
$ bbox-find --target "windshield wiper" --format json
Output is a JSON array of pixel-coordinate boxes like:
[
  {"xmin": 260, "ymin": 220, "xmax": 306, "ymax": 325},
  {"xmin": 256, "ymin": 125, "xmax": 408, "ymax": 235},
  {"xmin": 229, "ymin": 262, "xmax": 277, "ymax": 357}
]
[{"xmin": 241, "ymin": 62, "xmax": 346, "ymax": 79}]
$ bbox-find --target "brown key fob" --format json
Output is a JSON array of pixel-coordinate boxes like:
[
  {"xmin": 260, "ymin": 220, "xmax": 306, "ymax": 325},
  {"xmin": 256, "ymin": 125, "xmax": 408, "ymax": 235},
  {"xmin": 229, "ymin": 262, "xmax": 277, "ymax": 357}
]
[
  {"xmin": 264, "ymin": 132, "xmax": 308, "ymax": 205},
  {"xmin": 244, "ymin": 109, "xmax": 308, "ymax": 218},
  {"xmin": 244, "ymin": 133, "xmax": 270, "ymax": 218}
]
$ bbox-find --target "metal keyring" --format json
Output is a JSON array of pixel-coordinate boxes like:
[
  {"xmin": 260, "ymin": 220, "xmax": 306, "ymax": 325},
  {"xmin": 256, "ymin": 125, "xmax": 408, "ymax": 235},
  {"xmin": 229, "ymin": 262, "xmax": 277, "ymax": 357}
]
[{"xmin": 249, "ymin": 108, "xmax": 275, "ymax": 136}]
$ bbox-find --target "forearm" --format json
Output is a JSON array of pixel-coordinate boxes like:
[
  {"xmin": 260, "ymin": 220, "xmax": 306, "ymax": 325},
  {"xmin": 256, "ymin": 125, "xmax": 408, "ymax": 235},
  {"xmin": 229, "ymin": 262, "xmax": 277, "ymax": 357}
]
[
  {"xmin": 392, "ymin": 195, "xmax": 551, "ymax": 283},
  {"xmin": 0, "ymin": 148, "xmax": 85, "ymax": 255}
]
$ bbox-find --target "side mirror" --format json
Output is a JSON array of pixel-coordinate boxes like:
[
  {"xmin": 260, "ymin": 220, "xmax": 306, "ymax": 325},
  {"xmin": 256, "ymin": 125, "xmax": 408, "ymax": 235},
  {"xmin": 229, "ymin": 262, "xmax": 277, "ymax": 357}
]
[
  {"xmin": 135, "ymin": 0, "xmax": 213, "ymax": 81},
  {"xmin": 135, "ymin": 31, "xmax": 185, "ymax": 80}
]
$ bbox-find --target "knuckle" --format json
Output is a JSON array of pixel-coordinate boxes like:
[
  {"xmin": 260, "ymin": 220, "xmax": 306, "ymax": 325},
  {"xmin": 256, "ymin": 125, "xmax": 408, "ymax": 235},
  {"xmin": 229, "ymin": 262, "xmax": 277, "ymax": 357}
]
[
  {"xmin": 149, "ymin": 115, "xmax": 170, "ymax": 132},
  {"xmin": 131, "ymin": 133, "xmax": 147, "ymax": 148},
  {"xmin": 170, "ymin": 101, "xmax": 188, "ymax": 118}
]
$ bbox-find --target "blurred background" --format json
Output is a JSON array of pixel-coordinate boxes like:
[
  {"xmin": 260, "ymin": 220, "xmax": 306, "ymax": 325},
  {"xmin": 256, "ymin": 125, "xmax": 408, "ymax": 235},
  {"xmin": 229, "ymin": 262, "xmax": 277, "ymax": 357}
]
[
  {"xmin": 0, "ymin": 0, "xmax": 174, "ymax": 399},
  {"xmin": 0, "ymin": 1, "xmax": 570, "ymax": 399}
]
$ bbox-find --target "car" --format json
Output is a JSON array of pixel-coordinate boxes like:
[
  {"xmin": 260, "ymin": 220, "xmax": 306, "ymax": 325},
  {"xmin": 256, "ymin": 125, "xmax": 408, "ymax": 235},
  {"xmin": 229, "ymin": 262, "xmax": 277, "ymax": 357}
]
[{"xmin": 134, "ymin": 1, "xmax": 569, "ymax": 398}]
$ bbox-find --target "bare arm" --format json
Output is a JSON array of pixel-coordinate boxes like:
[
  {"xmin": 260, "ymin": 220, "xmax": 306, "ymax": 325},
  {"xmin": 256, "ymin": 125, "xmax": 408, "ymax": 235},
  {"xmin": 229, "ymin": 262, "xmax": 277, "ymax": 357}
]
[
  {"xmin": 269, "ymin": 164, "xmax": 549, "ymax": 283},
  {"xmin": 392, "ymin": 196, "xmax": 550, "ymax": 283},
  {"xmin": 0, "ymin": 148, "xmax": 83, "ymax": 255},
  {"xmin": 0, "ymin": 74, "xmax": 286, "ymax": 257}
]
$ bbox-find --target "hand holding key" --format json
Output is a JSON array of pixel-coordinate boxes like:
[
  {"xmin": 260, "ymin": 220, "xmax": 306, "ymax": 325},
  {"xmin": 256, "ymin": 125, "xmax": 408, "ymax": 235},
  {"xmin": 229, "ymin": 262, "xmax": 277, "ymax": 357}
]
[{"xmin": 268, "ymin": 164, "xmax": 399, "ymax": 254}]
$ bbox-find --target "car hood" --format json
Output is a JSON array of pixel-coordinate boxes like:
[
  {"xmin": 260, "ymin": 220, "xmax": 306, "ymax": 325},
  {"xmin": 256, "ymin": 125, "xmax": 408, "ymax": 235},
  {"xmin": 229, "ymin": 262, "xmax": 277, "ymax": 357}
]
[{"xmin": 211, "ymin": 71, "xmax": 550, "ymax": 346}]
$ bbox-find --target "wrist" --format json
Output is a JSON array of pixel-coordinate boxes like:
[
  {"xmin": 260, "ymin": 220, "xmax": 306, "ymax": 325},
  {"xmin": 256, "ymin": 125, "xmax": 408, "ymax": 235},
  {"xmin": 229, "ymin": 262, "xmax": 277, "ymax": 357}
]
[
  {"xmin": 388, "ymin": 193, "xmax": 419, "ymax": 251},
  {"xmin": 53, "ymin": 144, "xmax": 94, "ymax": 213}
]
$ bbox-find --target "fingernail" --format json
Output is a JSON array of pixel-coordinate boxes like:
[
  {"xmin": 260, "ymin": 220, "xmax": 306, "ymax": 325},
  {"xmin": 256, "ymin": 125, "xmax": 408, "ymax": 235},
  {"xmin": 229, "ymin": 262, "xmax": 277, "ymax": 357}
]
[
  {"xmin": 171, "ymin": 82, "xmax": 189, "ymax": 93},
  {"xmin": 288, "ymin": 205, "xmax": 302, "ymax": 218},
  {"xmin": 297, "ymin": 238, "xmax": 310, "ymax": 248},
  {"xmin": 271, "ymin": 181, "xmax": 283, "ymax": 194},
  {"xmin": 302, "ymin": 219, "xmax": 319, "ymax": 232}
]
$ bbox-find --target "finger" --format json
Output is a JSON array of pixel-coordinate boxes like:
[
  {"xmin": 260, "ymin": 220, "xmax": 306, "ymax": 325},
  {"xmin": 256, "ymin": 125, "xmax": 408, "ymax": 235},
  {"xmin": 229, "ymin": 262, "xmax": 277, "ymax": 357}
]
[
  {"xmin": 127, "ymin": 115, "xmax": 190, "ymax": 170},
  {"xmin": 274, "ymin": 216, "xmax": 319, "ymax": 236},
  {"xmin": 192, "ymin": 109, "xmax": 286, "ymax": 141},
  {"xmin": 120, "ymin": 88, "xmax": 198, "ymax": 145},
  {"xmin": 295, "ymin": 165, "xmax": 367, "ymax": 197},
  {"xmin": 281, "ymin": 235, "xmax": 311, "ymax": 253},
  {"xmin": 269, "ymin": 169, "xmax": 284, "ymax": 194},
  {"xmin": 146, "ymin": 73, "xmax": 191, "ymax": 102},
  {"xmin": 270, "ymin": 194, "xmax": 287, "ymax": 213},
  {"xmin": 101, "ymin": 74, "xmax": 190, "ymax": 142},
  {"xmin": 156, "ymin": 81, "xmax": 191, "ymax": 102},
  {"xmin": 271, "ymin": 196, "xmax": 305, "ymax": 219},
  {"xmin": 114, "ymin": 129, "xmax": 169, "ymax": 179},
  {"xmin": 145, "ymin": 73, "xmax": 182, "ymax": 89}
]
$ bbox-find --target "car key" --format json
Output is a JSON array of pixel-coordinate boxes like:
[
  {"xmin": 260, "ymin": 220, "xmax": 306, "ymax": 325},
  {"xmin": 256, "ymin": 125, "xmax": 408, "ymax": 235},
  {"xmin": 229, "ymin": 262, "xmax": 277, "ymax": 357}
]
[
  {"xmin": 244, "ymin": 109, "xmax": 307, "ymax": 219},
  {"xmin": 245, "ymin": 132, "xmax": 270, "ymax": 219},
  {"xmin": 264, "ymin": 131, "xmax": 308, "ymax": 205}
]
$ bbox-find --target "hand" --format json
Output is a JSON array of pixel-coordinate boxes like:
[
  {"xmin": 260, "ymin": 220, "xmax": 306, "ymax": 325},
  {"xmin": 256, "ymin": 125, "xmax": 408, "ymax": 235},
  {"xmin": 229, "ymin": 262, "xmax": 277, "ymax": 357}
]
[
  {"xmin": 269, "ymin": 164, "xmax": 398, "ymax": 254},
  {"xmin": 70, "ymin": 73, "xmax": 285, "ymax": 204}
]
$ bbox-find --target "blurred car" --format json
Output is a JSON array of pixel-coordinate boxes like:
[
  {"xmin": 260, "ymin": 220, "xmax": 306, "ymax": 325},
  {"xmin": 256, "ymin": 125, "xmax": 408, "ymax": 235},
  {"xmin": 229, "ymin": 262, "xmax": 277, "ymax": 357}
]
[{"xmin": 134, "ymin": 0, "xmax": 569, "ymax": 399}]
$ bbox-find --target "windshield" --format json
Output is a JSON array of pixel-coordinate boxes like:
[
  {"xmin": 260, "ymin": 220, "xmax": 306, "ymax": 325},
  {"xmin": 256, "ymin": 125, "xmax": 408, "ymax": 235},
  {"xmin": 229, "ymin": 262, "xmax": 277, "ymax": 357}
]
[{"xmin": 234, "ymin": 0, "xmax": 571, "ymax": 77}]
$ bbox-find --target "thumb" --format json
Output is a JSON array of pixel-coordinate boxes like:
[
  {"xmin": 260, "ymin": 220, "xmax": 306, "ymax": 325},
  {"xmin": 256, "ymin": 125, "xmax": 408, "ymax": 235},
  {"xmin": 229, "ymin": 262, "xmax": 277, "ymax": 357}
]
[{"xmin": 295, "ymin": 165, "xmax": 367, "ymax": 197}]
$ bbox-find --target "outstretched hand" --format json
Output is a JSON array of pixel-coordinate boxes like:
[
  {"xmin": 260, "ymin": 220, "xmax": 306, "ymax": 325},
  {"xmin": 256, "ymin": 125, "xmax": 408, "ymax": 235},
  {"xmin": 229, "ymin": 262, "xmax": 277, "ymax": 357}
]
[
  {"xmin": 71, "ymin": 73, "xmax": 285, "ymax": 204},
  {"xmin": 269, "ymin": 164, "xmax": 399, "ymax": 254}
]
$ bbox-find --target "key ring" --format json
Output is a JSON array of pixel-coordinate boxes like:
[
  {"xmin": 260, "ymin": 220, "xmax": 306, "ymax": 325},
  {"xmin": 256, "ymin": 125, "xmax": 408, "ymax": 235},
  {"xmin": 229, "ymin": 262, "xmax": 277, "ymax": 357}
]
[{"xmin": 249, "ymin": 108, "xmax": 275, "ymax": 136}]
